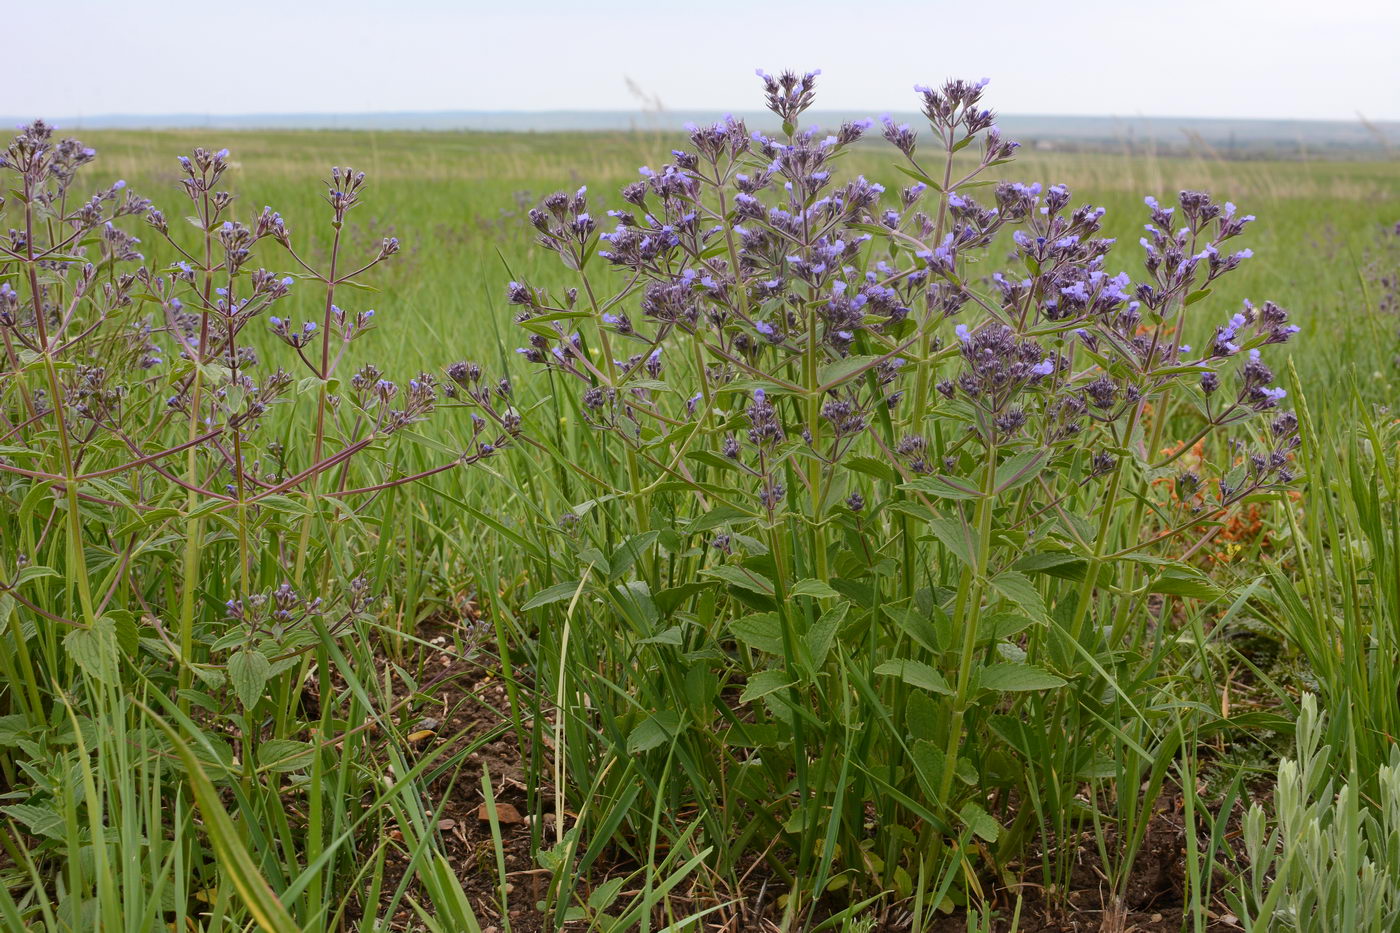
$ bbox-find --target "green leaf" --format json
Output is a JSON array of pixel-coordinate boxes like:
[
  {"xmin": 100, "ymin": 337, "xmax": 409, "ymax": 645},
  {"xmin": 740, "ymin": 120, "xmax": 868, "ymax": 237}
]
[
  {"xmin": 258, "ymin": 739, "xmax": 315, "ymax": 773},
  {"xmin": 609, "ymin": 531, "xmax": 660, "ymax": 580},
  {"xmin": 627, "ymin": 711, "xmax": 680, "ymax": 754},
  {"xmin": 637, "ymin": 625, "xmax": 683, "ymax": 646},
  {"xmin": 64, "ymin": 617, "xmax": 120, "ymax": 684},
  {"xmin": 910, "ymin": 739, "xmax": 947, "ymax": 800},
  {"xmin": 1014, "ymin": 550, "xmax": 1086, "ymax": 580},
  {"xmin": 587, "ymin": 877, "xmax": 627, "ymax": 912},
  {"xmin": 253, "ymin": 494, "xmax": 311, "ymax": 516},
  {"xmin": 884, "ymin": 604, "xmax": 941, "ymax": 653},
  {"xmin": 790, "ymin": 578, "xmax": 838, "ymax": 599},
  {"xmin": 817, "ymin": 354, "xmax": 883, "ymax": 389},
  {"xmin": 843, "ymin": 455, "xmax": 897, "ymax": 484},
  {"xmin": 903, "ymin": 475, "xmax": 983, "ymax": 500},
  {"xmin": 1148, "ymin": 569, "xmax": 1225, "ymax": 601},
  {"xmin": 990, "ymin": 571, "xmax": 1048, "ymax": 621},
  {"xmin": 977, "ymin": 663, "xmax": 1066, "ymax": 692},
  {"xmin": 14, "ymin": 565, "xmax": 60, "ymax": 587},
  {"xmin": 959, "ymin": 802, "xmax": 1001, "ymax": 842},
  {"xmin": 613, "ymin": 579, "xmax": 659, "ymax": 628},
  {"xmin": 719, "ymin": 722, "xmax": 784, "ymax": 748},
  {"xmin": 730, "ymin": 613, "xmax": 784, "ymax": 655},
  {"xmin": 686, "ymin": 450, "xmax": 743, "ymax": 473},
  {"xmin": 687, "ymin": 505, "xmax": 754, "ymax": 533},
  {"xmin": 739, "ymin": 669, "xmax": 792, "ymax": 704},
  {"xmin": 1, "ymin": 803, "xmax": 64, "ymax": 838},
  {"xmin": 805, "ymin": 601, "xmax": 846, "ymax": 668},
  {"xmin": 893, "ymin": 164, "xmax": 942, "ymax": 190},
  {"xmin": 927, "ymin": 516, "xmax": 977, "ymax": 568},
  {"xmin": 228, "ymin": 649, "xmax": 272, "ymax": 710},
  {"xmin": 521, "ymin": 579, "xmax": 585, "ymax": 611},
  {"xmin": 654, "ymin": 581, "xmax": 711, "ymax": 616},
  {"xmin": 703, "ymin": 564, "xmax": 775, "ymax": 597},
  {"xmin": 982, "ymin": 612, "xmax": 1034, "ymax": 641},
  {"xmin": 874, "ymin": 659, "xmax": 953, "ymax": 695},
  {"xmin": 994, "ymin": 450, "xmax": 1047, "ymax": 494}
]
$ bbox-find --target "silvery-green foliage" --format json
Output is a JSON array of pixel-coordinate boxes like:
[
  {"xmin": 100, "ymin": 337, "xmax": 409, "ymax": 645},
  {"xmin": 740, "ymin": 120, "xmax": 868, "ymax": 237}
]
[{"xmin": 1236, "ymin": 694, "xmax": 1400, "ymax": 932}]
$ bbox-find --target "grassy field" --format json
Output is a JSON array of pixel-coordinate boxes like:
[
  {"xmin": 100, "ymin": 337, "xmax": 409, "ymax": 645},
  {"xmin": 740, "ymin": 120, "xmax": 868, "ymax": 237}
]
[
  {"xmin": 83, "ymin": 129, "xmax": 1400, "ymax": 390},
  {"xmin": 2, "ymin": 121, "xmax": 1400, "ymax": 932}
]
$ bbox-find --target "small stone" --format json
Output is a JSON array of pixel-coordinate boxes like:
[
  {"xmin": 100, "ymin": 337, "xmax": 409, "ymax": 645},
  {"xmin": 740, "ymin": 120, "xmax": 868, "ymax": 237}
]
[{"xmin": 477, "ymin": 801, "xmax": 523, "ymax": 824}]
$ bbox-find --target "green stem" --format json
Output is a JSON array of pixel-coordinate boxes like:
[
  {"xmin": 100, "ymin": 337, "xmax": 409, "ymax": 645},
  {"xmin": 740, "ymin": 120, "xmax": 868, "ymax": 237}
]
[
  {"xmin": 937, "ymin": 434, "xmax": 998, "ymax": 806},
  {"xmin": 1067, "ymin": 405, "xmax": 1141, "ymax": 645},
  {"xmin": 910, "ymin": 134, "xmax": 958, "ymax": 435}
]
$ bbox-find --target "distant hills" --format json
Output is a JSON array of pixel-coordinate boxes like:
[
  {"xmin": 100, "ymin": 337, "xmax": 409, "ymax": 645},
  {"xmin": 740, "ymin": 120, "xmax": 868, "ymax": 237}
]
[{"xmin": 7, "ymin": 110, "xmax": 1396, "ymax": 158}]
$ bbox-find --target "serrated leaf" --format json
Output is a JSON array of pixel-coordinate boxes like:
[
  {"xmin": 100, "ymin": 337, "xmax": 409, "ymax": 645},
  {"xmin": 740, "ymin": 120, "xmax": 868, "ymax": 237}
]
[
  {"xmin": 739, "ymin": 669, "xmax": 791, "ymax": 704},
  {"xmin": 1, "ymin": 803, "xmax": 64, "ymax": 838},
  {"xmin": 805, "ymin": 601, "xmax": 846, "ymax": 668},
  {"xmin": 703, "ymin": 563, "xmax": 775, "ymax": 597},
  {"xmin": 903, "ymin": 475, "xmax": 983, "ymax": 500},
  {"xmin": 227, "ymin": 649, "xmax": 271, "ymax": 709},
  {"xmin": 15, "ymin": 565, "xmax": 61, "ymax": 586},
  {"xmin": 1014, "ymin": 551, "xmax": 1086, "ymax": 580},
  {"xmin": 994, "ymin": 450, "xmax": 1047, "ymax": 494},
  {"xmin": 910, "ymin": 739, "xmax": 946, "ymax": 800},
  {"xmin": 637, "ymin": 625, "xmax": 682, "ymax": 646},
  {"xmin": 686, "ymin": 450, "xmax": 743, "ymax": 473},
  {"xmin": 959, "ymin": 802, "xmax": 1000, "ymax": 842},
  {"xmin": 730, "ymin": 613, "xmax": 784, "ymax": 654},
  {"xmin": 259, "ymin": 738, "xmax": 315, "ymax": 773},
  {"xmin": 874, "ymin": 659, "xmax": 953, "ymax": 695},
  {"xmin": 790, "ymin": 578, "xmax": 838, "ymax": 599},
  {"xmin": 1148, "ymin": 569, "xmax": 1224, "ymax": 601},
  {"xmin": 609, "ymin": 531, "xmax": 660, "ymax": 580},
  {"xmin": 982, "ymin": 612, "xmax": 1034, "ymax": 641},
  {"xmin": 843, "ymin": 455, "xmax": 897, "ymax": 484},
  {"xmin": 252, "ymin": 494, "xmax": 311, "ymax": 516},
  {"xmin": 816, "ymin": 354, "xmax": 883, "ymax": 389},
  {"xmin": 687, "ymin": 505, "xmax": 754, "ymax": 533},
  {"xmin": 884, "ymin": 604, "xmax": 941, "ymax": 653},
  {"xmin": 192, "ymin": 666, "xmax": 226, "ymax": 689},
  {"xmin": 64, "ymin": 617, "xmax": 120, "ymax": 684},
  {"xmin": 927, "ymin": 516, "xmax": 976, "ymax": 568},
  {"xmin": 587, "ymin": 877, "xmax": 627, "ymax": 911},
  {"xmin": 977, "ymin": 663, "xmax": 1066, "ymax": 692},
  {"xmin": 990, "ymin": 571, "xmax": 1048, "ymax": 621}
]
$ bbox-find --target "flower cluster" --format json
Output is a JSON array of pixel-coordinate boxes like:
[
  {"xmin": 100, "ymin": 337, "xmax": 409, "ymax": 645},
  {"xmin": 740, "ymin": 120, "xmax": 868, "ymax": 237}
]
[
  {"xmin": 0, "ymin": 122, "xmax": 506, "ymax": 680},
  {"xmin": 507, "ymin": 72, "xmax": 1300, "ymax": 529}
]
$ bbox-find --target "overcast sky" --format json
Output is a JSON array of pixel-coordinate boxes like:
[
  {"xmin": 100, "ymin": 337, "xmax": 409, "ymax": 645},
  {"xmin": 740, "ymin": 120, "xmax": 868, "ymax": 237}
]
[{"xmin": 9, "ymin": 0, "xmax": 1399, "ymax": 121}]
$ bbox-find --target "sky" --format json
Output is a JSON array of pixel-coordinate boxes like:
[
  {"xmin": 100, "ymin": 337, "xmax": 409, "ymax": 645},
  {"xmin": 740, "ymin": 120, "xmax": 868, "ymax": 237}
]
[{"xmin": 8, "ymin": 0, "xmax": 1400, "ymax": 122}]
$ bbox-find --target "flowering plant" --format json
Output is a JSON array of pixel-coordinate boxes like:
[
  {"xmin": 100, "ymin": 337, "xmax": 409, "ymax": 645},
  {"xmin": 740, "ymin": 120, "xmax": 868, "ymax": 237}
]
[
  {"xmin": 0, "ymin": 123, "xmax": 514, "ymax": 912},
  {"xmin": 503, "ymin": 70, "xmax": 1300, "ymax": 912}
]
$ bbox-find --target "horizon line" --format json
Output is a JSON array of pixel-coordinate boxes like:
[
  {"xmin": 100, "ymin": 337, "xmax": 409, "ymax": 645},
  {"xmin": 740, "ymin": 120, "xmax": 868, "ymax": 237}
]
[{"xmin": 6, "ymin": 108, "xmax": 1398, "ymax": 128}]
